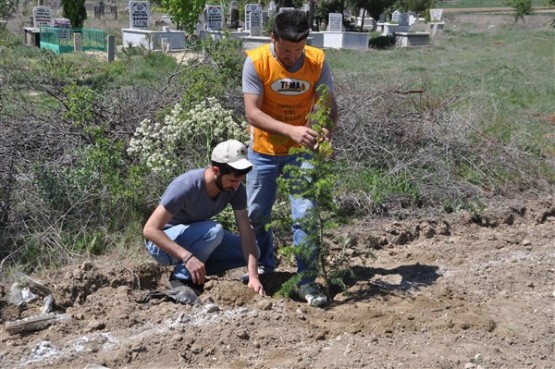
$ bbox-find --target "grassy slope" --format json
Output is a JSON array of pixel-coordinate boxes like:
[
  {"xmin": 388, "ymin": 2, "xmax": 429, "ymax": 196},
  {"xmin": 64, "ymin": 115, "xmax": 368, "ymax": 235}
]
[
  {"xmin": 327, "ymin": 15, "xmax": 554, "ymax": 199},
  {"xmin": 440, "ymin": 0, "xmax": 547, "ymax": 8}
]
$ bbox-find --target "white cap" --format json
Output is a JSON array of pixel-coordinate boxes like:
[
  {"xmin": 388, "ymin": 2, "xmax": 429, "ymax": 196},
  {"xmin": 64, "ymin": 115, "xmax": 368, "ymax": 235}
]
[{"xmin": 211, "ymin": 140, "xmax": 253, "ymax": 170}]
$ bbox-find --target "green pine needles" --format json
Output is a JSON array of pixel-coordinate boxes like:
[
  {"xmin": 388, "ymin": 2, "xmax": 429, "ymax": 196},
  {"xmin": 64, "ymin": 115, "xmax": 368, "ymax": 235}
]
[{"xmin": 276, "ymin": 86, "xmax": 351, "ymax": 301}]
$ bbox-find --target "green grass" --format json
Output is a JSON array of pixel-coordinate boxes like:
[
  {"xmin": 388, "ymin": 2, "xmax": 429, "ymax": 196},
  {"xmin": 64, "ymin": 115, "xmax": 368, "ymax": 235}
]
[
  {"xmin": 348, "ymin": 167, "xmax": 421, "ymax": 207},
  {"xmin": 327, "ymin": 16, "xmax": 554, "ymax": 207},
  {"xmin": 440, "ymin": 0, "xmax": 548, "ymax": 8},
  {"xmin": 328, "ymin": 24, "xmax": 553, "ymax": 119}
]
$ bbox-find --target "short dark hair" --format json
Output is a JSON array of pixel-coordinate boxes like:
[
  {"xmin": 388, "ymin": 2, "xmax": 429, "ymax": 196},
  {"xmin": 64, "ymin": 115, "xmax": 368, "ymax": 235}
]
[
  {"xmin": 272, "ymin": 10, "xmax": 309, "ymax": 42},
  {"xmin": 211, "ymin": 161, "xmax": 252, "ymax": 176}
]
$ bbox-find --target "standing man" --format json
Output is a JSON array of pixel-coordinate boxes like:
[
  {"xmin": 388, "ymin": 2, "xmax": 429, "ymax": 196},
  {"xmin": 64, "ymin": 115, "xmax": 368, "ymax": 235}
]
[
  {"xmin": 143, "ymin": 140, "xmax": 264, "ymax": 299},
  {"xmin": 242, "ymin": 10, "xmax": 338, "ymax": 307}
]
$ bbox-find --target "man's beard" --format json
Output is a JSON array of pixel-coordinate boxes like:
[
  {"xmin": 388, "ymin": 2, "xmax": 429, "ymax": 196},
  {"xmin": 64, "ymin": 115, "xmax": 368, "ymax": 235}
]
[{"xmin": 215, "ymin": 176, "xmax": 228, "ymax": 192}]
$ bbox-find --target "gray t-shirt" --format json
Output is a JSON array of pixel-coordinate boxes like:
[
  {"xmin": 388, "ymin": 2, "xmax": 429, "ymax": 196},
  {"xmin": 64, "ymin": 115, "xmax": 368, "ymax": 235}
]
[
  {"xmin": 160, "ymin": 168, "xmax": 246, "ymax": 226},
  {"xmin": 242, "ymin": 43, "xmax": 334, "ymax": 95}
]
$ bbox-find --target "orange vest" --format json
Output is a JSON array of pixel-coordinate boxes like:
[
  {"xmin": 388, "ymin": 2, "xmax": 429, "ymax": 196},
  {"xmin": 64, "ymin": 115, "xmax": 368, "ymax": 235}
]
[{"xmin": 246, "ymin": 44, "xmax": 325, "ymax": 155}]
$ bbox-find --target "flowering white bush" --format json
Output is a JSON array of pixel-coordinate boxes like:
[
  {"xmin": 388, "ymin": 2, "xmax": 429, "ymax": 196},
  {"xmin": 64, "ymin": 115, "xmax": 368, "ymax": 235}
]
[{"xmin": 128, "ymin": 98, "xmax": 248, "ymax": 174}]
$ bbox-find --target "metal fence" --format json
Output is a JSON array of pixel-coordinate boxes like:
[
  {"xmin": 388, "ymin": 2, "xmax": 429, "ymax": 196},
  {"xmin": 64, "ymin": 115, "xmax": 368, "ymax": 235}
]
[{"xmin": 39, "ymin": 26, "xmax": 106, "ymax": 54}]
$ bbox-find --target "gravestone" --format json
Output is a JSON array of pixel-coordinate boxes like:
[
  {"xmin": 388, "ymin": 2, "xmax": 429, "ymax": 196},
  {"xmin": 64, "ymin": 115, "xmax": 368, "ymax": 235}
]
[
  {"xmin": 427, "ymin": 9, "xmax": 445, "ymax": 37},
  {"xmin": 129, "ymin": 1, "xmax": 150, "ymax": 29},
  {"xmin": 107, "ymin": 35, "xmax": 115, "ymax": 62},
  {"xmin": 110, "ymin": 6, "xmax": 118, "ymax": 19},
  {"xmin": 327, "ymin": 13, "xmax": 342, "ymax": 33},
  {"xmin": 53, "ymin": 18, "xmax": 71, "ymax": 40},
  {"xmin": 358, "ymin": 8, "xmax": 365, "ymax": 18},
  {"xmin": 399, "ymin": 13, "xmax": 409, "ymax": 27},
  {"xmin": 230, "ymin": 1, "xmax": 239, "ymax": 28},
  {"xmin": 391, "ymin": 10, "xmax": 400, "ymax": 23},
  {"xmin": 160, "ymin": 38, "xmax": 169, "ymax": 52},
  {"xmin": 430, "ymin": 9, "xmax": 443, "ymax": 22},
  {"xmin": 205, "ymin": 5, "xmax": 224, "ymax": 31},
  {"xmin": 248, "ymin": 8, "xmax": 262, "ymax": 36},
  {"xmin": 33, "ymin": 6, "xmax": 52, "ymax": 28},
  {"xmin": 244, "ymin": 4, "xmax": 262, "ymax": 34},
  {"xmin": 378, "ymin": 14, "xmax": 385, "ymax": 23},
  {"xmin": 53, "ymin": 18, "xmax": 70, "ymax": 28},
  {"xmin": 279, "ymin": 7, "xmax": 294, "ymax": 13},
  {"xmin": 268, "ymin": 1, "xmax": 276, "ymax": 17},
  {"xmin": 94, "ymin": 1, "xmax": 106, "ymax": 20},
  {"xmin": 73, "ymin": 32, "xmax": 82, "ymax": 51}
]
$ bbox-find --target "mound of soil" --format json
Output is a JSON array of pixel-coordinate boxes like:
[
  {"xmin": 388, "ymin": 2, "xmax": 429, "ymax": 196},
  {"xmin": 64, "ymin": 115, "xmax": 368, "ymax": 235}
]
[{"xmin": 1, "ymin": 196, "xmax": 553, "ymax": 369}]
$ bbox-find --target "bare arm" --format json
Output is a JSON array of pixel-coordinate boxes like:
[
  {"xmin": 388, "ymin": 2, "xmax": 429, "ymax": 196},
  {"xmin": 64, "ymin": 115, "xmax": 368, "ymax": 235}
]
[
  {"xmin": 143, "ymin": 205, "xmax": 185, "ymax": 259},
  {"xmin": 143, "ymin": 205, "xmax": 206, "ymax": 284},
  {"xmin": 234, "ymin": 208, "xmax": 264, "ymax": 295}
]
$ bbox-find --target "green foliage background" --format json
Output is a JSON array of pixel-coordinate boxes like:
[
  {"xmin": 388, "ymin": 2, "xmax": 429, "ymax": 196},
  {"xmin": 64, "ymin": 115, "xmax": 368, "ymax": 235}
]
[{"xmin": 61, "ymin": 0, "xmax": 87, "ymax": 28}]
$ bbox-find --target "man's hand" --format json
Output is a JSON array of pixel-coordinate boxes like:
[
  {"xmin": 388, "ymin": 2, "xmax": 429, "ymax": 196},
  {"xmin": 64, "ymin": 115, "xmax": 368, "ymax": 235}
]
[
  {"xmin": 288, "ymin": 125, "xmax": 319, "ymax": 149},
  {"xmin": 184, "ymin": 257, "xmax": 206, "ymax": 285},
  {"xmin": 320, "ymin": 127, "xmax": 332, "ymax": 140},
  {"xmin": 313, "ymin": 127, "xmax": 334, "ymax": 156},
  {"xmin": 248, "ymin": 277, "xmax": 265, "ymax": 295}
]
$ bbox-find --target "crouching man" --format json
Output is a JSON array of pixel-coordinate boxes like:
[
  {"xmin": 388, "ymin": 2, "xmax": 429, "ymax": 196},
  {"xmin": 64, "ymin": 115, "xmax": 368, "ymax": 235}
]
[{"xmin": 143, "ymin": 140, "xmax": 264, "ymax": 298}]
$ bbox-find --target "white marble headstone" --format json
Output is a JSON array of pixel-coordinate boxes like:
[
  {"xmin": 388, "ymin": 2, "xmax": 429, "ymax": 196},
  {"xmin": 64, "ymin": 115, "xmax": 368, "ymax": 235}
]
[
  {"xmin": 328, "ymin": 13, "xmax": 342, "ymax": 33},
  {"xmin": 129, "ymin": 1, "xmax": 150, "ymax": 29},
  {"xmin": 245, "ymin": 3, "xmax": 262, "ymax": 32},
  {"xmin": 430, "ymin": 9, "xmax": 443, "ymax": 22},
  {"xmin": 391, "ymin": 10, "xmax": 401, "ymax": 23},
  {"xmin": 205, "ymin": 5, "xmax": 224, "ymax": 31},
  {"xmin": 33, "ymin": 6, "xmax": 52, "ymax": 28},
  {"xmin": 279, "ymin": 7, "xmax": 295, "ymax": 13}
]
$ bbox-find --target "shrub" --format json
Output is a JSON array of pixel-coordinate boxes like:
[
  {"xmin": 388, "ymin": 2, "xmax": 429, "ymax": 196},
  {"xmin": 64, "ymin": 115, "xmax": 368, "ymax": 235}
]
[
  {"xmin": 369, "ymin": 34, "xmax": 395, "ymax": 49},
  {"xmin": 127, "ymin": 97, "xmax": 248, "ymax": 175},
  {"xmin": 0, "ymin": 0, "xmax": 16, "ymax": 20},
  {"xmin": 61, "ymin": 0, "xmax": 87, "ymax": 28}
]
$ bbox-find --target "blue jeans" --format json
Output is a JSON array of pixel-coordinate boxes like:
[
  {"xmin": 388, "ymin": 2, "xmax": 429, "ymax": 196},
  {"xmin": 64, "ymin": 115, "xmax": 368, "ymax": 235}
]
[
  {"xmin": 246, "ymin": 149, "xmax": 317, "ymax": 284},
  {"xmin": 145, "ymin": 221, "xmax": 254, "ymax": 281}
]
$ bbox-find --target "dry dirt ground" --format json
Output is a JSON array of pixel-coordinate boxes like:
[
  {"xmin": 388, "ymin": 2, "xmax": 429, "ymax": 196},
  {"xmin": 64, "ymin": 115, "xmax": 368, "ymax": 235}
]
[{"xmin": 0, "ymin": 196, "xmax": 553, "ymax": 369}]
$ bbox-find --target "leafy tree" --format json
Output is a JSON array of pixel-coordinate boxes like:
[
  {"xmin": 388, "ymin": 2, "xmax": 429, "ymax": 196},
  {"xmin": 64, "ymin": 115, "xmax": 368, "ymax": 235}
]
[
  {"xmin": 314, "ymin": 0, "xmax": 343, "ymax": 30},
  {"xmin": 348, "ymin": 0, "xmax": 397, "ymax": 22},
  {"xmin": 273, "ymin": 0, "xmax": 299, "ymax": 7},
  {"xmin": 61, "ymin": 0, "xmax": 87, "ymax": 28},
  {"xmin": 0, "ymin": 0, "xmax": 17, "ymax": 20},
  {"xmin": 507, "ymin": 0, "xmax": 533, "ymax": 23},
  {"xmin": 156, "ymin": 0, "xmax": 206, "ymax": 33}
]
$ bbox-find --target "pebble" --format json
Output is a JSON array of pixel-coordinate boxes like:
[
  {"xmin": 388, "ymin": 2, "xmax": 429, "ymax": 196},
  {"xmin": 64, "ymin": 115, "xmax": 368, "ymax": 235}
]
[
  {"xmin": 296, "ymin": 308, "xmax": 306, "ymax": 320},
  {"xmin": 236, "ymin": 329, "xmax": 249, "ymax": 340},
  {"xmin": 257, "ymin": 300, "xmax": 273, "ymax": 311},
  {"xmin": 203, "ymin": 304, "xmax": 220, "ymax": 313}
]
